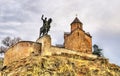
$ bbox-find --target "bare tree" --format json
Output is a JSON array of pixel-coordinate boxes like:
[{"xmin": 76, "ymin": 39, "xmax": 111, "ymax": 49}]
[
  {"xmin": 0, "ymin": 46, "xmax": 7, "ymax": 53},
  {"xmin": 0, "ymin": 36, "xmax": 21, "ymax": 53},
  {"xmin": 2, "ymin": 37, "xmax": 11, "ymax": 47}
]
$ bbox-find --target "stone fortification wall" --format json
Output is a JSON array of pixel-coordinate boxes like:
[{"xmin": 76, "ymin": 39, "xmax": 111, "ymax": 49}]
[
  {"xmin": 3, "ymin": 41, "xmax": 41, "ymax": 66},
  {"xmin": 4, "ymin": 35, "xmax": 96, "ymax": 66},
  {"xmin": 36, "ymin": 35, "xmax": 97, "ymax": 59},
  {"xmin": 50, "ymin": 46, "xmax": 97, "ymax": 59}
]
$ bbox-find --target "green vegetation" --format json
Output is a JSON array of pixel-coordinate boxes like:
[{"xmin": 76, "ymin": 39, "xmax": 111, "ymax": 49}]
[{"xmin": 92, "ymin": 44, "xmax": 103, "ymax": 57}]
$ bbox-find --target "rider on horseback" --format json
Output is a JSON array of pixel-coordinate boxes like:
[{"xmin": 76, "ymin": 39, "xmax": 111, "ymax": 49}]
[{"xmin": 39, "ymin": 15, "xmax": 52, "ymax": 37}]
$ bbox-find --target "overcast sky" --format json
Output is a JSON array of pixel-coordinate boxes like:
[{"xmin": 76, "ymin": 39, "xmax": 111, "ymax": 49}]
[{"xmin": 0, "ymin": 0, "xmax": 120, "ymax": 65}]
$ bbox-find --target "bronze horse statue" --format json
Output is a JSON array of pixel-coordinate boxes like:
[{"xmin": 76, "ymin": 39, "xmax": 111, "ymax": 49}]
[{"xmin": 39, "ymin": 15, "xmax": 52, "ymax": 37}]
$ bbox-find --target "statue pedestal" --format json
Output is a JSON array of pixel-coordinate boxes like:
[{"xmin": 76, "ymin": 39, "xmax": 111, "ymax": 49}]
[{"xmin": 36, "ymin": 35, "xmax": 52, "ymax": 56}]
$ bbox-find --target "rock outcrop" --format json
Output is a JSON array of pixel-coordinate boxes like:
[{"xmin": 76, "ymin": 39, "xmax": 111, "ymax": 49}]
[{"xmin": 1, "ymin": 54, "xmax": 120, "ymax": 76}]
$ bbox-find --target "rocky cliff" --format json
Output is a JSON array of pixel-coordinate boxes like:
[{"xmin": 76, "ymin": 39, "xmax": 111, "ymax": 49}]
[{"xmin": 0, "ymin": 53, "xmax": 120, "ymax": 76}]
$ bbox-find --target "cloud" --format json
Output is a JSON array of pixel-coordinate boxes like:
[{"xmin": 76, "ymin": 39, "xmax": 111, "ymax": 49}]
[{"xmin": 0, "ymin": 0, "xmax": 120, "ymax": 65}]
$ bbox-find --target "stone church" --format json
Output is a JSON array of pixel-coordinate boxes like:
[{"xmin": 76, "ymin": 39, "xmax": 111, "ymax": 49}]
[{"xmin": 64, "ymin": 17, "xmax": 92, "ymax": 54}]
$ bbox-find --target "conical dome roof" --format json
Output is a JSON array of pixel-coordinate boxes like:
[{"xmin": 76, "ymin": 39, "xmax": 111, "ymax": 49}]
[{"xmin": 71, "ymin": 17, "xmax": 82, "ymax": 25}]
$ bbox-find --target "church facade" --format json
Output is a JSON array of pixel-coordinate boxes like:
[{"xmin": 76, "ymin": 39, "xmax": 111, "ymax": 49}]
[{"xmin": 64, "ymin": 17, "xmax": 92, "ymax": 54}]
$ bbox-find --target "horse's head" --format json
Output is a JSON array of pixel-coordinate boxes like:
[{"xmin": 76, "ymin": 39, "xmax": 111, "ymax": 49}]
[{"xmin": 48, "ymin": 18, "xmax": 52, "ymax": 24}]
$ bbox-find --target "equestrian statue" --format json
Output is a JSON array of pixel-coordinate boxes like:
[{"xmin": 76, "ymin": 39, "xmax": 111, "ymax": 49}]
[{"xmin": 39, "ymin": 15, "xmax": 52, "ymax": 37}]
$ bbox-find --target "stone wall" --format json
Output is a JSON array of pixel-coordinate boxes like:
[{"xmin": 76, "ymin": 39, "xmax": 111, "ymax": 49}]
[
  {"xmin": 85, "ymin": 34, "xmax": 92, "ymax": 53},
  {"xmin": 36, "ymin": 35, "xmax": 52, "ymax": 56},
  {"xmin": 36, "ymin": 35, "xmax": 97, "ymax": 59},
  {"xmin": 71, "ymin": 23, "xmax": 83, "ymax": 32},
  {"xmin": 3, "ymin": 41, "xmax": 41, "ymax": 66},
  {"xmin": 4, "ymin": 35, "xmax": 95, "ymax": 66},
  {"xmin": 51, "ymin": 46, "xmax": 97, "ymax": 59}
]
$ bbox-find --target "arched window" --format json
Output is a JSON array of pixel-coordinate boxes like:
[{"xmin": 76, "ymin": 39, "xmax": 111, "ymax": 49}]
[{"xmin": 77, "ymin": 32, "xmax": 79, "ymax": 36}]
